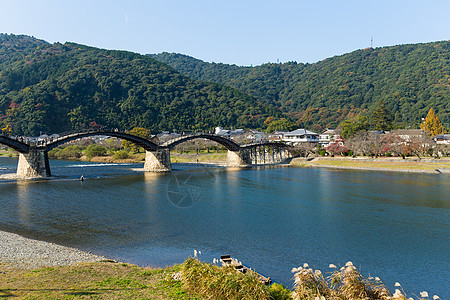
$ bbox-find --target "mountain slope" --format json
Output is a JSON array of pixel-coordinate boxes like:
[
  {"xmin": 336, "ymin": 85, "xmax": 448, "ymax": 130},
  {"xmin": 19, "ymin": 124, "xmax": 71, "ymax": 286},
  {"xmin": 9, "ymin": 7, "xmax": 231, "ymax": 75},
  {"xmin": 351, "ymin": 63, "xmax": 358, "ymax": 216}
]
[
  {"xmin": 151, "ymin": 42, "xmax": 450, "ymax": 131},
  {"xmin": 0, "ymin": 34, "xmax": 277, "ymax": 136}
]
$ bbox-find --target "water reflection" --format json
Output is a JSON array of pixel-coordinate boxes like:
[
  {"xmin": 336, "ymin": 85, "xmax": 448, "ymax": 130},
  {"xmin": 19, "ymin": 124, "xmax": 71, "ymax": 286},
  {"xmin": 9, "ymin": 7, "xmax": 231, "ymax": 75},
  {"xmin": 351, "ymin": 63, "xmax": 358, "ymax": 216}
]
[{"xmin": 16, "ymin": 181, "xmax": 32, "ymax": 227}]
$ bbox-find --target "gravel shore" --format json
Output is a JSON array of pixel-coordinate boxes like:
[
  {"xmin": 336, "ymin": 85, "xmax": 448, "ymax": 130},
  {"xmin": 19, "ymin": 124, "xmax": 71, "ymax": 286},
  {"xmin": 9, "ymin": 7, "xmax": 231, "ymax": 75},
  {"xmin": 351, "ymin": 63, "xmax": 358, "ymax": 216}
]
[{"xmin": 0, "ymin": 230, "xmax": 108, "ymax": 269}]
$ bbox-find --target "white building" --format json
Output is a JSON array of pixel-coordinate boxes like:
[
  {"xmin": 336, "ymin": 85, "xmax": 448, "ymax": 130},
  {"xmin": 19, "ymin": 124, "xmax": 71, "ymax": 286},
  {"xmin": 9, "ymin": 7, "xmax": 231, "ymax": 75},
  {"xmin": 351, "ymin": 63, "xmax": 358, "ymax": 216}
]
[
  {"xmin": 268, "ymin": 130, "xmax": 288, "ymax": 141},
  {"xmin": 434, "ymin": 134, "xmax": 450, "ymax": 145},
  {"xmin": 214, "ymin": 126, "xmax": 245, "ymax": 138},
  {"xmin": 319, "ymin": 129, "xmax": 340, "ymax": 147},
  {"xmin": 246, "ymin": 129, "xmax": 267, "ymax": 143},
  {"xmin": 283, "ymin": 129, "xmax": 319, "ymax": 144}
]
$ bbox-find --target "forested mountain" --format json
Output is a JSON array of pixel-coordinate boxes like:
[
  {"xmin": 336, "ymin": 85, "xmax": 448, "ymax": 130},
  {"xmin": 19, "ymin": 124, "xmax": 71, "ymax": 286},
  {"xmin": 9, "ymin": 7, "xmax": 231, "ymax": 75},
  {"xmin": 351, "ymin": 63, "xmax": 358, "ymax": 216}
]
[
  {"xmin": 150, "ymin": 41, "xmax": 450, "ymax": 131},
  {"xmin": 0, "ymin": 34, "xmax": 278, "ymax": 135}
]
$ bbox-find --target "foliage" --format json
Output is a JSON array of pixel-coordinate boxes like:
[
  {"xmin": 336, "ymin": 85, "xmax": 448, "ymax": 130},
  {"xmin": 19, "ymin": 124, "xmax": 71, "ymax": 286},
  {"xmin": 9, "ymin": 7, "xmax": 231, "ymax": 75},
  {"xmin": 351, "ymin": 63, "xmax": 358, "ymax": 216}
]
[
  {"xmin": 48, "ymin": 145, "xmax": 82, "ymax": 159},
  {"xmin": 326, "ymin": 141, "xmax": 349, "ymax": 156},
  {"xmin": 371, "ymin": 99, "xmax": 393, "ymax": 131},
  {"xmin": 0, "ymin": 34, "xmax": 277, "ymax": 136},
  {"xmin": 85, "ymin": 144, "xmax": 107, "ymax": 158},
  {"xmin": 269, "ymin": 283, "xmax": 293, "ymax": 300},
  {"xmin": 181, "ymin": 258, "xmax": 272, "ymax": 300},
  {"xmin": 343, "ymin": 130, "xmax": 436, "ymax": 158},
  {"xmin": 339, "ymin": 115, "xmax": 370, "ymax": 139},
  {"xmin": 266, "ymin": 118, "xmax": 298, "ymax": 133},
  {"xmin": 113, "ymin": 150, "xmax": 130, "ymax": 159},
  {"xmin": 152, "ymin": 41, "xmax": 450, "ymax": 131},
  {"xmin": 121, "ymin": 127, "xmax": 151, "ymax": 153},
  {"xmin": 420, "ymin": 108, "xmax": 444, "ymax": 136}
]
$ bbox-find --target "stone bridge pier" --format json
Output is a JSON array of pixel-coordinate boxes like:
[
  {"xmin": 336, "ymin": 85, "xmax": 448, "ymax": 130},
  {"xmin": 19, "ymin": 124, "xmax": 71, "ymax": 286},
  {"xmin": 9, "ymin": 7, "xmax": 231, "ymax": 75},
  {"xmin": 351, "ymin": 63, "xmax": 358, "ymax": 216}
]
[
  {"xmin": 226, "ymin": 149, "xmax": 251, "ymax": 167},
  {"xmin": 144, "ymin": 149, "xmax": 172, "ymax": 172},
  {"xmin": 17, "ymin": 148, "xmax": 51, "ymax": 178}
]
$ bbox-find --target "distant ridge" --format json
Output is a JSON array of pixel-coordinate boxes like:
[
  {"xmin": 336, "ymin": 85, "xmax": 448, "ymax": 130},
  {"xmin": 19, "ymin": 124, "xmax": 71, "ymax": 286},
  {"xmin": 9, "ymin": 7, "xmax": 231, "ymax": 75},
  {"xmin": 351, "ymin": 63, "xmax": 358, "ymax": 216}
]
[
  {"xmin": 0, "ymin": 34, "xmax": 279, "ymax": 135},
  {"xmin": 150, "ymin": 41, "xmax": 450, "ymax": 131}
]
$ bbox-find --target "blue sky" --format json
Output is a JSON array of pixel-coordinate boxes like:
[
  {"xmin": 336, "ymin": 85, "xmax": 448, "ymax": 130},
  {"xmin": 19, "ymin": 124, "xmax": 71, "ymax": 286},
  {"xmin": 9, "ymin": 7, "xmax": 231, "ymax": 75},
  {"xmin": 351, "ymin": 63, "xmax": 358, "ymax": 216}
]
[{"xmin": 1, "ymin": 0, "xmax": 449, "ymax": 66}]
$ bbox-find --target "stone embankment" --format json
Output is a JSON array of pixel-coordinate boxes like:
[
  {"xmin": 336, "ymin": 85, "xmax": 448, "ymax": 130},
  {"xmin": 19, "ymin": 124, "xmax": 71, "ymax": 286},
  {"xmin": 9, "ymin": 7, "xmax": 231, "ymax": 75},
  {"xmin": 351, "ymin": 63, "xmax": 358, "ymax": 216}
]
[{"xmin": 0, "ymin": 230, "xmax": 107, "ymax": 269}]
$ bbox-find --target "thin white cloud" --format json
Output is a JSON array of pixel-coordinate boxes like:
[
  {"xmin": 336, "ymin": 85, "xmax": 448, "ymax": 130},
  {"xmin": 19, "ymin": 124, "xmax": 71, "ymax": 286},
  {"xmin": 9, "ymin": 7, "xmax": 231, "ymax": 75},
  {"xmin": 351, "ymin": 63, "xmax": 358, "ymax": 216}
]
[{"xmin": 124, "ymin": 14, "xmax": 129, "ymax": 25}]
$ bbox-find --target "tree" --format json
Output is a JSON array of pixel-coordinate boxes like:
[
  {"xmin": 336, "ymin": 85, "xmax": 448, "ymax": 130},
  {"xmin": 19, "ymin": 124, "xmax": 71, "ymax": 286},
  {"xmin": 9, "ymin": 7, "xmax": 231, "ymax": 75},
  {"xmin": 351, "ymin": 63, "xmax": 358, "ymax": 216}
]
[
  {"xmin": 420, "ymin": 108, "xmax": 443, "ymax": 136},
  {"xmin": 371, "ymin": 99, "xmax": 393, "ymax": 131},
  {"xmin": 339, "ymin": 116, "xmax": 369, "ymax": 139},
  {"xmin": 122, "ymin": 127, "xmax": 151, "ymax": 153},
  {"xmin": 265, "ymin": 118, "xmax": 297, "ymax": 133}
]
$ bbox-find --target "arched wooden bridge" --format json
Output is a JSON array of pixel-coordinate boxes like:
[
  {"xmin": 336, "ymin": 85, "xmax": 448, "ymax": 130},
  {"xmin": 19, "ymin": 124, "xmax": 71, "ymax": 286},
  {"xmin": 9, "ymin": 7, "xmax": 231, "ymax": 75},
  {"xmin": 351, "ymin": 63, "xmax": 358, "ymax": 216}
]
[{"xmin": 0, "ymin": 129, "xmax": 293, "ymax": 178}]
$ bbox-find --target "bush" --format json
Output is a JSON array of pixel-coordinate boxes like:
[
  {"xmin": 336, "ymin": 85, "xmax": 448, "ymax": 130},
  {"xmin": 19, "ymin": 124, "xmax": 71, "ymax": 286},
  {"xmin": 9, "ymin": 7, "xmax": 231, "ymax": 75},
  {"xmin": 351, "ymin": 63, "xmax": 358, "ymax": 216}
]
[
  {"xmin": 85, "ymin": 144, "xmax": 107, "ymax": 158},
  {"xmin": 48, "ymin": 147, "xmax": 63, "ymax": 159},
  {"xmin": 113, "ymin": 150, "xmax": 129, "ymax": 159},
  {"xmin": 181, "ymin": 258, "xmax": 272, "ymax": 300},
  {"xmin": 48, "ymin": 146, "xmax": 81, "ymax": 159},
  {"xmin": 269, "ymin": 283, "xmax": 292, "ymax": 300},
  {"xmin": 60, "ymin": 145, "xmax": 82, "ymax": 159}
]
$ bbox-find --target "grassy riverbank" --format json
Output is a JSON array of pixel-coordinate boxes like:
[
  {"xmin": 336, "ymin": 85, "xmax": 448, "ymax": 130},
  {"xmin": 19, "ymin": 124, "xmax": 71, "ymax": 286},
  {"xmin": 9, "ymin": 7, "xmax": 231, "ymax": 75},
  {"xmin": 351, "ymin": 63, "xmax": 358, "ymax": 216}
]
[
  {"xmin": 0, "ymin": 149, "xmax": 18, "ymax": 157},
  {"xmin": 290, "ymin": 156, "xmax": 450, "ymax": 174},
  {"xmin": 1, "ymin": 258, "xmax": 438, "ymax": 299},
  {"xmin": 0, "ymin": 261, "xmax": 194, "ymax": 299},
  {"xmin": 53, "ymin": 149, "xmax": 227, "ymax": 164}
]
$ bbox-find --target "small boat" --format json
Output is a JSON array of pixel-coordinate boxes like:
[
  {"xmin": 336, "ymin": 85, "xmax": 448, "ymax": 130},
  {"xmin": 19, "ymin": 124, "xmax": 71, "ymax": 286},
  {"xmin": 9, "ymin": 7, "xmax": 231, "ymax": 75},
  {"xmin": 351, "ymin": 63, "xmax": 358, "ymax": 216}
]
[{"xmin": 220, "ymin": 255, "xmax": 272, "ymax": 285}]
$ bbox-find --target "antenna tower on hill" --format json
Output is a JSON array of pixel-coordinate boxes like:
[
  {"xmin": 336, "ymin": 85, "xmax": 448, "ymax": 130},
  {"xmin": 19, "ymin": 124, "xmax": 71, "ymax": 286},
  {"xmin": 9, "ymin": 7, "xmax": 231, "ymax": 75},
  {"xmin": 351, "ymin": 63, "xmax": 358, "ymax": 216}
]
[{"xmin": 371, "ymin": 37, "xmax": 373, "ymax": 48}]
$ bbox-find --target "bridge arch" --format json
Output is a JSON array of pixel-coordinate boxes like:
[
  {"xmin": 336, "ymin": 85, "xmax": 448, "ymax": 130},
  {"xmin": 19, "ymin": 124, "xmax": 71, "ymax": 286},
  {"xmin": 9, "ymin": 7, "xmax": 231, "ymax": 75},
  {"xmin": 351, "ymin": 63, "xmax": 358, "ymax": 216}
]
[
  {"xmin": 45, "ymin": 130, "xmax": 159, "ymax": 151},
  {"xmin": 0, "ymin": 135, "xmax": 30, "ymax": 153},
  {"xmin": 162, "ymin": 134, "xmax": 241, "ymax": 151}
]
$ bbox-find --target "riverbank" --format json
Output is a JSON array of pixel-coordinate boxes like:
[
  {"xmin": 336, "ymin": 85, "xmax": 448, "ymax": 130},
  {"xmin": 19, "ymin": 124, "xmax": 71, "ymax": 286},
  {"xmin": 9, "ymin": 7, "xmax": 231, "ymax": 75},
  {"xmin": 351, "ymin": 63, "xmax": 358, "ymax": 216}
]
[
  {"xmin": 0, "ymin": 230, "xmax": 191, "ymax": 298},
  {"xmin": 0, "ymin": 230, "xmax": 107, "ymax": 270},
  {"xmin": 290, "ymin": 156, "xmax": 450, "ymax": 174},
  {"xmin": 88, "ymin": 151, "xmax": 228, "ymax": 164},
  {"xmin": 0, "ymin": 230, "xmax": 441, "ymax": 299}
]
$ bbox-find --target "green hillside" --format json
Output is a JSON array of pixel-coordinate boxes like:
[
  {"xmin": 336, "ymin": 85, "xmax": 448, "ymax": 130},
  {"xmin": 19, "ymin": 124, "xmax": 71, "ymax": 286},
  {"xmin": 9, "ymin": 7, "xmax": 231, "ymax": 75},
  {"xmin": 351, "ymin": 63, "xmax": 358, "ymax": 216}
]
[
  {"xmin": 0, "ymin": 34, "xmax": 277, "ymax": 136},
  {"xmin": 151, "ymin": 41, "xmax": 450, "ymax": 131}
]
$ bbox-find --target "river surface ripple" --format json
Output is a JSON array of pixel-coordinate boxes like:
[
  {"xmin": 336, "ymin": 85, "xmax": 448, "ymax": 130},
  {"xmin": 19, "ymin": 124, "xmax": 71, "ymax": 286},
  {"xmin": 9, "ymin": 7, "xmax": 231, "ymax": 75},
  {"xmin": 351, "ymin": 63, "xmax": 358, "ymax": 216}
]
[{"xmin": 0, "ymin": 157, "xmax": 449, "ymax": 297}]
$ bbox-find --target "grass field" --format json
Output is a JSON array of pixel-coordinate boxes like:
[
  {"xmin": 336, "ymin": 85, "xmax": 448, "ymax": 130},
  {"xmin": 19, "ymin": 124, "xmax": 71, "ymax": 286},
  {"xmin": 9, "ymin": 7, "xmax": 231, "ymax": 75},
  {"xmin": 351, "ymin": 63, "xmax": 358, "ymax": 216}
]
[{"xmin": 0, "ymin": 261, "xmax": 195, "ymax": 299}]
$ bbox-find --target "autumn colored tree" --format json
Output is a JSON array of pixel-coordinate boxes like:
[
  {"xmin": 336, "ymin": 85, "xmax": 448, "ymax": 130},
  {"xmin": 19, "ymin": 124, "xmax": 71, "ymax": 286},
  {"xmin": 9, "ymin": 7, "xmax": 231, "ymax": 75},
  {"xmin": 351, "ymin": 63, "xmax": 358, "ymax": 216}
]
[
  {"xmin": 420, "ymin": 108, "xmax": 443, "ymax": 136},
  {"xmin": 122, "ymin": 127, "xmax": 151, "ymax": 153}
]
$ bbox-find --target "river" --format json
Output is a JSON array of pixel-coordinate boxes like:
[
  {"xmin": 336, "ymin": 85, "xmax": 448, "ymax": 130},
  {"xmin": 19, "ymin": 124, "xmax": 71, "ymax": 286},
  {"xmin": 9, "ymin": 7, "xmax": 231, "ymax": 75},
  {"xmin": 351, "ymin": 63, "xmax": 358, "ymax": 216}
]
[{"xmin": 0, "ymin": 157, "xmax": 449, "ymax": 297}]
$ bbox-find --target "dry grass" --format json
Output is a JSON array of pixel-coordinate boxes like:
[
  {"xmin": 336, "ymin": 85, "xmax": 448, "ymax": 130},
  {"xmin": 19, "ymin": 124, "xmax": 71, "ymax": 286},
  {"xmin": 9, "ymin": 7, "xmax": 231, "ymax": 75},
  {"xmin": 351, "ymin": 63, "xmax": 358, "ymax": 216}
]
[
  {"xmin": 291, "ymin": 262, "xmax": 440, "ymax": 300},
  {"xmin": 180, "ymin": 258, "xmax": 282, "ymax": 300}
]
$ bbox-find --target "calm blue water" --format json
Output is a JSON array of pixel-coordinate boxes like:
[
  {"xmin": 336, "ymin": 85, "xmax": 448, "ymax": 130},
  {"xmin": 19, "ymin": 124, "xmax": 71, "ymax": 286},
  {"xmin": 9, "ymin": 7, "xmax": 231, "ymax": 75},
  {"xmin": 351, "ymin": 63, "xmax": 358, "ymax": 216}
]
[{"xmin": 0, "ymin": 157, "xmax": 449, "ymax": 297}]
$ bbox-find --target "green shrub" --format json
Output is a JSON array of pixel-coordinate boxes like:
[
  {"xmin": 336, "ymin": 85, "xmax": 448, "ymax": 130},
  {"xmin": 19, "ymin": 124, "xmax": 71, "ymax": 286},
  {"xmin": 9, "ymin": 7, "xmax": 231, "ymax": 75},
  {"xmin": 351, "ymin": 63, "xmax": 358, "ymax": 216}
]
[
  {"xmin": 85, "ymin": 144, "xmax": 107, "ymax": 158},
  {"xmin": 113, "ymin": 150, "xmax": 130, "ymax": 159},
  {"xmin": 60, "ymin": 145, "xmax": 82, "ymax": 159},
  {"xmin": 319, "ymin": 150, "xmax": 326, "ymax": 156},
  {"xmin": 48, "ymin": 147, "xmax": 63, "ymax": 159},
  {"xmin": 269, "ymin": 283, "xmax": 292, "ymax": 300}
]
